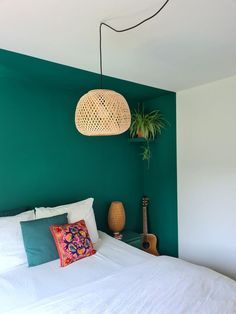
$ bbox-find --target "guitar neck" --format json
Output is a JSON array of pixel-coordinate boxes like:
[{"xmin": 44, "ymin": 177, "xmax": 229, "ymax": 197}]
[{"xmin": 142, "ymin": 197, "xmax": 149, "ymax": 235}]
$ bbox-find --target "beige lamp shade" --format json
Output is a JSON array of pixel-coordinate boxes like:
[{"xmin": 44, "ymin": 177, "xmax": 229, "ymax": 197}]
[
  {"xmin": 108, "ymin": 201, "xmax": 126, "ymax": 233},
  {"xmin": 75, "ymin": 89, "xmax": 131, "ymax": 136}
]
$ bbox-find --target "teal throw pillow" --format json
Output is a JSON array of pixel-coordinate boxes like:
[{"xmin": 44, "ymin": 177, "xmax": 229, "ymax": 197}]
[{"xmin": 20, "ymin": 213, "xmax": 68, "ymax": 267}]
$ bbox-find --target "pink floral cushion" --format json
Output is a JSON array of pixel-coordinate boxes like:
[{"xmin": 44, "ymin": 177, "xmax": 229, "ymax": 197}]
[{"xmin": 50, "ymin": 220, "xmax": 96, "ymax": 267}]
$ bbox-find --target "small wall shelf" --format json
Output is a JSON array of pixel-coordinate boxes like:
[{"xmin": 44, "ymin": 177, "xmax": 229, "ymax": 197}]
[
  {"xmin": 128, "ymin": 137, "xmax": 146, "ymax": 143},
  {"xmin": 128, "ymin": 138, "xmax": 154, "ymax": 143}
]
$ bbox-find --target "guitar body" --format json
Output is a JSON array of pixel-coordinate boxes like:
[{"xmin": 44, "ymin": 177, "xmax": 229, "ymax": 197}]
[
  {"xmin": 142, "ymin": 233, "xmax": 159, "ymax": 256},
  {"xmin": 141, "ymin": 196, "xmax": 160, "ymax": 256}
]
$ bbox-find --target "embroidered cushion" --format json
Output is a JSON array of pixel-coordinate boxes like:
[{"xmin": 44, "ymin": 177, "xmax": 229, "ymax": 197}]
[{"xmin": 50, "ymin": 220, "xmax": 96, "ymax": 267}]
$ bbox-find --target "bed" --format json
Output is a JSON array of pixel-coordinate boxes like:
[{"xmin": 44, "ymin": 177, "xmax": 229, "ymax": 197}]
[{"xmin": 1, "ymin": 231, "xmax": 236, "ymax": 314}]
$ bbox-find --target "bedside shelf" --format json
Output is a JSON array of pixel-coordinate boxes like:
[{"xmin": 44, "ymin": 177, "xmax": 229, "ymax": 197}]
[{"xmin": 121, "ymin": 230, "xmax": 142, "ymax": 249}]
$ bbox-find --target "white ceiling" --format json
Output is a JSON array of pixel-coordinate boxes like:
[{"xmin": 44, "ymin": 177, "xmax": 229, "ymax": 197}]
[{"xmin": 0, "ymin": 0, "xmax": 235, "ymax": 91}]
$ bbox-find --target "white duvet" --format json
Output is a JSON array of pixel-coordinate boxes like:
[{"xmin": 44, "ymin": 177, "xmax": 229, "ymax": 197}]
[{"xmin": 1, "ymin": 232, "xmax": 236, "ymax": 314}]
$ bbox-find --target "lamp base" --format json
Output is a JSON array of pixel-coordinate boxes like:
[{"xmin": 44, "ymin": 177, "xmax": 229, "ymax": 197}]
[{"xmin": 113, "ymin": 232, "xmax": 123, "ymax": 240}]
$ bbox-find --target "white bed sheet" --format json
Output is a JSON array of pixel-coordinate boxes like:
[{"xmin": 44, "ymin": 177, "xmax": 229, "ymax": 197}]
[
  {"xmin": 1, "ymin": 231, "xmax": 236, "ymax": 314},
  {"xmin": 0, "ymin": 231, "xmax": 153, "ymax": 312}
]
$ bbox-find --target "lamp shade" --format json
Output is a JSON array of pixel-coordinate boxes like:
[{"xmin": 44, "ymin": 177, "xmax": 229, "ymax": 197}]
[
  {"xmin": 75, "ymin": 89, "xmax": 131, "ymax": 136},
  {"xmin": 108, "ymin": 201, "xmax": 126, "ymax": 234}
]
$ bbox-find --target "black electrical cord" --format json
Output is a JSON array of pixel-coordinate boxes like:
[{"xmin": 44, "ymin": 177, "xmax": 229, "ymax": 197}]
[{"xmin": 99, "ymin": 0, "xmax": 170, "ymax": 88}]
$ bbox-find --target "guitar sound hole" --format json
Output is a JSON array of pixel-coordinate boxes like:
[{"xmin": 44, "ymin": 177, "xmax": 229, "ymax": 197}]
[{"xmin": 143, "ymin": 241, "xmax": 150, "ymax": 249}]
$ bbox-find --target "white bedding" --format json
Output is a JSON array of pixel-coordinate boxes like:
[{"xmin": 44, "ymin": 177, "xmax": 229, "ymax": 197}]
[{"xmin": 1, "ymin": 231, "xmax": 236, "ymax": 314}]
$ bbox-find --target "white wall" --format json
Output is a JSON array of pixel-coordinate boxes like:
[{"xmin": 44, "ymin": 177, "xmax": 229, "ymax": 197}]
[{"xmin": 177, "ymin": 75, "xmax": 236, "ymax": 279}]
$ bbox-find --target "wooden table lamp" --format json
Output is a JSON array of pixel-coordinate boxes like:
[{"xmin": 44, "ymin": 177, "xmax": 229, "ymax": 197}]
[{"xmin": 108, "ymin": 201, "xmax": 126, "ymax": 239}]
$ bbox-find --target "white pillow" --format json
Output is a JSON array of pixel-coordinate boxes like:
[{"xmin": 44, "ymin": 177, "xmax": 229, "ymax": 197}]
[
  {"xmin": 35, "ymin": 198, "xmax": 99, "ymax": 244},
  {"xmin": 0, "ymin": 210, "xmax": 35, "ymax": 274}
]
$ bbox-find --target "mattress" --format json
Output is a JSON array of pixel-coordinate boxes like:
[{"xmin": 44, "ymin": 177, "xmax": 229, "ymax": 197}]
[{"xmin": 1, "ymin": 231, "xmax": 236, "ymax": 314}]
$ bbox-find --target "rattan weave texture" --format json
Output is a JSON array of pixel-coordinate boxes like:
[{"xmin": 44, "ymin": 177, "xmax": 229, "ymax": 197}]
[{"xmin": 75, "ymin": 89, "xmax": 131, "ymax": 136}]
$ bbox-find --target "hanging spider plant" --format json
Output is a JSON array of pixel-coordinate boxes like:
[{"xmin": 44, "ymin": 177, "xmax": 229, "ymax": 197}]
[
  {"xmin": 130, "ymin": 104, "xmax": 167, "ymax": 139},
  {"xmin": 130, "ymin": 104, "xmax": 168, "ymax": 167}
]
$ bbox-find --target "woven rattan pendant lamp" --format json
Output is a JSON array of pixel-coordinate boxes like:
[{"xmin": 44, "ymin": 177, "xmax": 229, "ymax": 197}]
[
  {"xmin": 75, "ymin": 89, "xmax": 130, "ymax": 136},
  {"xmin": 75, "ymin": 0, "xmax": 170, "ymax": 136}
]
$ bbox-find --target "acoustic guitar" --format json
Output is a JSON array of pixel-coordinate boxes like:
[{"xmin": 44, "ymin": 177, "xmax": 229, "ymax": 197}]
[{"xmin": 141, "ymin": 196, "xmax": 159, "ymax": 256}]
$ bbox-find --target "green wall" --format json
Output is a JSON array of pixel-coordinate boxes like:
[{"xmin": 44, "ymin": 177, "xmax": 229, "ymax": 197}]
[
  {"xmin": 143, "ymin": 94, "xmax": 178, "ymax": 256},
  {"xmin": 0, "ymin": 49, "xmax": 177, "ymax": 256}
]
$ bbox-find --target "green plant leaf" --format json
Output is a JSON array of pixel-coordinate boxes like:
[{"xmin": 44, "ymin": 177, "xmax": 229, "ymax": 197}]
[{"xmin": 129, "ymin": 103, "xmax": 168, "ymax": 141}]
